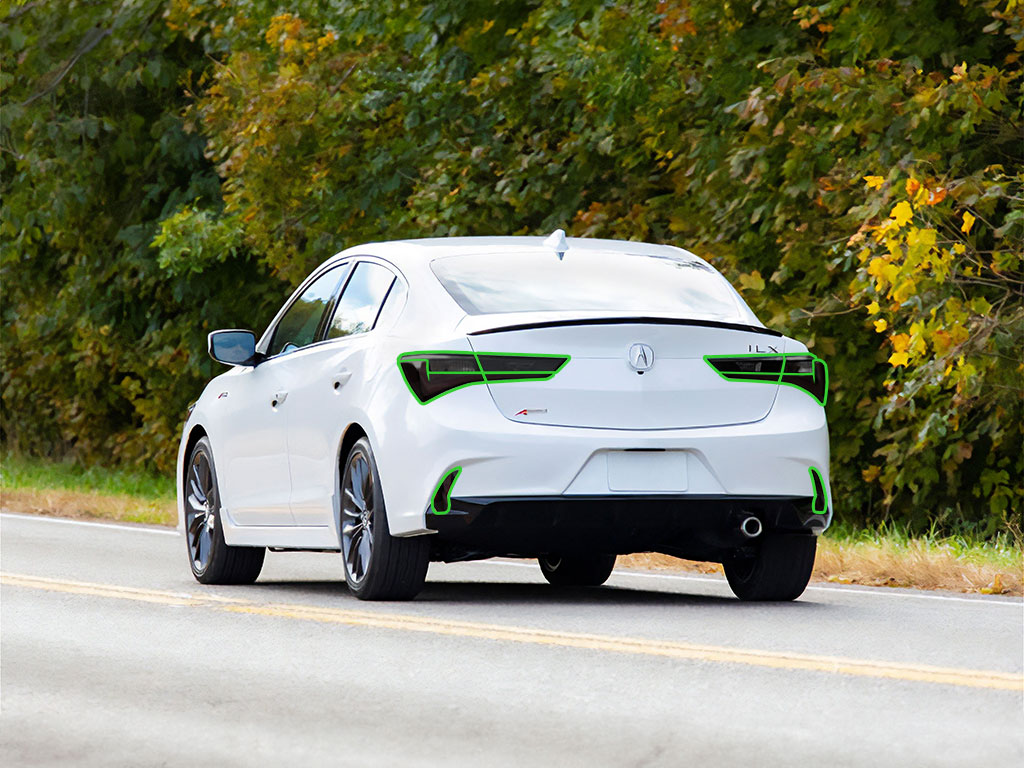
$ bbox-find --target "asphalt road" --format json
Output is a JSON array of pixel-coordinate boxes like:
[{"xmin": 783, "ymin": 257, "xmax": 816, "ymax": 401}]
[{"xmin": 2, "ymin": 512, "xmax": 1022, "ymax": 767}]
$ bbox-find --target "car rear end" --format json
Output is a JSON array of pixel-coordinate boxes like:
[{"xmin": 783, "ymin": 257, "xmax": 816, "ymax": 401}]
[{"xmin": 381, "ymin": 239, "xmax": 831, "ymax": 569}]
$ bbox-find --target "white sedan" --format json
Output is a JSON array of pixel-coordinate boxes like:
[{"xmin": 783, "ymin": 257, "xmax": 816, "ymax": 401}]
[{"xmin": 177, "ymin": 232, "xmax": 831, "ymax": 601}]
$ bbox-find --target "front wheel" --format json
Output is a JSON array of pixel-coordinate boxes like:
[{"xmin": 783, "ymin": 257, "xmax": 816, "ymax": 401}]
[
  {"xmin": 184, "ymin": 437, "xmax": 265, "ymax": 585},
  {"xmin": 723, "ymin": 534, "xmax": 817, "ymax": 601},
  {"xmin": 539, "ymin": 554, "xmax": 616, "ymax": 587},
  {"xmin": 340, "ymin": 438, "xmax": 430, "ymax": 601}
]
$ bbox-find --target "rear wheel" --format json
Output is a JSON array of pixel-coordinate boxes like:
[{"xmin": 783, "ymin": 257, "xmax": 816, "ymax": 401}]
[
  {"xmin": 723, "ymin": 534, "xmax": 816, "ymax": 601},
  {"xmin": 184, "ymin": 437, "xmax": 265, "ymax": 585},
  {"xmin": 340, "ymin": 438, "xmax": 430, "ymax": 600},
  {"xmin": 538, "ymin": 554, "xmax": 616, "ymax": 587}
]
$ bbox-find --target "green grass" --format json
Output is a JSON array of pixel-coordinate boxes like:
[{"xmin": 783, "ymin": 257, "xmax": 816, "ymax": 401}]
[
  {"xmin": 824, "ymin": 519, "xmax": 1022, "ymax": 571},
  {"xmin": 0, "ymin": 453, "xmax": 175, "ymax": 501}
]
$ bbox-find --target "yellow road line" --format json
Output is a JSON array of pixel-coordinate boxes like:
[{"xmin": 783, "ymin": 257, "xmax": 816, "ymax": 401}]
[
  {"xmin": 4, "ymin": 571, "xmax": 1021, "ymax": 692},
  {"xmin": 1, "ymin": 572, "xmax": 208, "ymax": 607}
]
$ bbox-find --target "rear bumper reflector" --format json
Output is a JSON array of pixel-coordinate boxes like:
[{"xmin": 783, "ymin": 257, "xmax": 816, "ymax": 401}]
[
  {"xmin": 808, "ymin": 466, "xmax": 829, "ymax": 514},
  {"xmin": 430, "ymin": 467, "xmax": 462, "ymax": 515}
]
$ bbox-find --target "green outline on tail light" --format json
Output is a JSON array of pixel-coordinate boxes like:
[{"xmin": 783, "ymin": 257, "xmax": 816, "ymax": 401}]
[
  {"xmin": 808, "ymin": 466, "xmax": 828, "ymax": 514},
  {"xmin": 397, "ymin": 350, "xmax": 571, "ymax": 405},
  {"xmin": 703, "ymin": 352, "xmax": 829, "ymax": 406},
  {"xmin": 429, "ymin": 466, "xmax": 462, "ymax": 515}
]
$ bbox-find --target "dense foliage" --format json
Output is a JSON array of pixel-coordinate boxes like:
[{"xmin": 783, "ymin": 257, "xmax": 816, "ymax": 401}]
[{"xmin": 2, "ymin": 0, "xmax": 1021, "ymax": 535}]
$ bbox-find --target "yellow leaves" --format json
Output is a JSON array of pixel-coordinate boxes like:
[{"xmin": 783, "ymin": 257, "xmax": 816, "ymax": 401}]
[
  {"xmin": 882, "ymin": 262, "xmax": 900, "ymax": 289},
  {"xmin": 905, "ymin": 227, "xmax": 936, "ymax": 249},
  {"xmin": 315, "ymin": 31, "xmax": 337, "ymax": 51},
  {"xmin": 738, "ymin": 270, "xmax": 765, "ymax": 291},
  {"xmin": 905, "ymin": 178, "xmax": 929, "ymax": 207},
  {"xmin": 980, "ymin": 574, "xmax": 1004, "ymax": 595},
  {"xmin": 867, "ymin": 301, "xmax": 880, "ymax": 314},
  {"xmin": 891, "ymin": 200, "xmax": 914, "ymax": 227},
  {"xmin": 873, "ymin": 318, "xmax": 888, "ymax": 333},
  {"xmin": 266, "ymin": 13, "xmax": 304, "ymax": 46},
  {"xmin": 863, "ymin": 175, "xmax": 885, "ymax": 189},
  {"xmin": 862, "ymin": 465, "xmax": 881, "ymax": 482},
  {"xmin": 951, "ymin": 61, "xmax": 968, "ymax": 83},
  {"xmin": 961, "ymin": 211, "xmax": 976, "ymax": 234},
  {"xmin": 891, "ymin": 280, "xmax": 916, "ymax": 303},
  {"xmin": 866, "ymin": 255, "xmax": 899, "ymax": 293},
  {"xmin": 952, "ymin": 242, "xmax": 966, "ymax": 255},
  {"xmin": 909, "ymin": 324, "xmax": 928, "ymax": 356},
  {"xmin": 888, "ymin": 338, "xmax": 913, "ymax": 367},
  {"xmin": 948, "ymin": 323, "xmax": 969, "ymax": 346},
  {"xmin": 870, "ymin": 218, "xmax": 899, "ymax": 242},
  {"xmin": 932, "ymin": 329, "xmax": 952, "ymax": 354}
]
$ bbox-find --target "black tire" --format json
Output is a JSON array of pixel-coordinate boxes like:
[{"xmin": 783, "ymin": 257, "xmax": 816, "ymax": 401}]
[
  {"xmin": 723, "ymin": 534, "xmax": 817, "ymax": 601},
  {"xmin": 340, "ymin": 437, "xmax": 430, "ymax": 601},
  {"xmin": 538, "ymin": 554, "xmax": 616, "ymax": 587},
  {"xmin": 184, "ymin": 437, "xmax": 265, "ymax": 585}
]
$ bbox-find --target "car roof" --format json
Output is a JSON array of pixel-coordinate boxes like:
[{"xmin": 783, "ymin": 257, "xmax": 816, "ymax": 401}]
[{"xmin": 326, "ymin": 235, "xmax": 703, "ymax": 269}]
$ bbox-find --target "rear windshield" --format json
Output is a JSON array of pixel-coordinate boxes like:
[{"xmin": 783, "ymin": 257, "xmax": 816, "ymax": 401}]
[{"xmin": 430, "ymin": 250, "xmax": 746, "ymax": 319}]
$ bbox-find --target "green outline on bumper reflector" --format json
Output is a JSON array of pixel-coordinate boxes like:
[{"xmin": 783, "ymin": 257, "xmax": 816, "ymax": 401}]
[
  {"xmin": 429, "ymin": 466, "xmax": 462, "ymax": 515},
  {"xmin": 809, "ymin": 466, "xmax": 828, "ymax": 514}
]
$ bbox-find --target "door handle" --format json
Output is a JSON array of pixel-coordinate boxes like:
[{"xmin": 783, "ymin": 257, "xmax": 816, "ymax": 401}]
[
  {"xmin": 332, "ymin": 370, "xmax": 352, "ymax": 391},
  {"xmin": 271, "ymin": 391, "xmax": 288, "ymax": 407}
]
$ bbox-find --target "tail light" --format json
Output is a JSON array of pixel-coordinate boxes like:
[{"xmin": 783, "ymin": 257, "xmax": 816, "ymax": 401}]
[
  {"xmin": 704, "ymin": 353, "xmax": 828, "ymax": 406},
  {"xmin": 398, "ymin": 351, "xmax": 570, "ymax": 404}
]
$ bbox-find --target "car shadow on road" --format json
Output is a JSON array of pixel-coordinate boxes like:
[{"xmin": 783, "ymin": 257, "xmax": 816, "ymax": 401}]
[{"xmin": 253, "ymin": 578, "xmax": 825, "ymax": 610}]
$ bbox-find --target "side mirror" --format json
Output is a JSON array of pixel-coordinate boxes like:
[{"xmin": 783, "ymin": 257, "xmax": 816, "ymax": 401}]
[{"xmin": 208, "ymin": 330, "xmax": 260, "ymax": 367}]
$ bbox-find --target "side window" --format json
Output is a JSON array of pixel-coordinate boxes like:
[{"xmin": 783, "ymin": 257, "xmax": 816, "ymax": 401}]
[
  {"xmin": 372, "ymin": 278, "xmax": 407, "ymax": 331},
  {"xmin": 325, "ymin": 262, "xmax": 396, "ymax": 340},
  {"xmin": 268, "ymin": 266, "xmax": 348, "ymax": 357}
]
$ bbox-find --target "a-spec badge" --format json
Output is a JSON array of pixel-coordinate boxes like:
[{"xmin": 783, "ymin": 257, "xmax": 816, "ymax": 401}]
[{"xmin": 628, "ymin": 343, "xmax": 655, "ymax": 372}]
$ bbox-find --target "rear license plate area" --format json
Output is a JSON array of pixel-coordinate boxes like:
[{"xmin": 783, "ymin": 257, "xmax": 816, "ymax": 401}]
[{"xmin": 606, "ymin": 450, "xmax": 688, "ymax": 492}]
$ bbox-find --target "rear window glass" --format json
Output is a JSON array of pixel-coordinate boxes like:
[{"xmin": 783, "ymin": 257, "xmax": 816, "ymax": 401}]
[{"xmin": 430, "ymin": 250, "xmax": 744, "ymax": 319}]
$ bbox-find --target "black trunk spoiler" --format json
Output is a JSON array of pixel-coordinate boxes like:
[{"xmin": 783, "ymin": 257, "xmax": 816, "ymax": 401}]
[{"xmin": 467, "ymin": 316, "xmax": 783, "ymax": 338}]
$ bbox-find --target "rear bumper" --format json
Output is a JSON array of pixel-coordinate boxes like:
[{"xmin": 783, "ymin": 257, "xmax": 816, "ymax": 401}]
[
  {"xmin": 378, "ymin": 381, "xmax": 832, "ymax": 536},
  {"xmin": 427, "ymin": 494, "xmax": 823, "ymax": 562}
]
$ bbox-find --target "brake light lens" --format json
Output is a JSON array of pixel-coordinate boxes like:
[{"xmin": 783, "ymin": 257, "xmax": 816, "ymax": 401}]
[
  {"xmin": 398, "ymin": 351, "xmax": 570, "ymax": 405},
  {"xmin": 704, "ymin": 353, "xmax": 828, "ymax": 406}
]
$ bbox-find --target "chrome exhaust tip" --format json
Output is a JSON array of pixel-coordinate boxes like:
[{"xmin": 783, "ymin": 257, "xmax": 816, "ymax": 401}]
[{"xmin": 739, "ymin": 516, "xmax": 763, "ymax": 539}]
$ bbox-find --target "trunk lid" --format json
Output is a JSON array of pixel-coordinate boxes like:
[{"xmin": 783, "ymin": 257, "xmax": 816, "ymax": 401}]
[{"xmin": 467, "ymin": 320, "xmax": 784, "ymax": 430}]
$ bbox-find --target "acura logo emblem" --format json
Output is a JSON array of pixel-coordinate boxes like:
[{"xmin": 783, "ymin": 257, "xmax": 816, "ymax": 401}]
[{"xmin": 628, "ymin": 343, "xmax": 655, "ymax": 371}]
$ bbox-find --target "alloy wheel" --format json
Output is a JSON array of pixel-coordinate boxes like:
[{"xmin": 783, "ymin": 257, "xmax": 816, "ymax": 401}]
[
  {"xmin": 341, "ymin": 450, "xmax": 375, "ymax": 584},
  {"xmin": 185, "ymin": 449, "xmax": 217, "ymax": 574}
]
